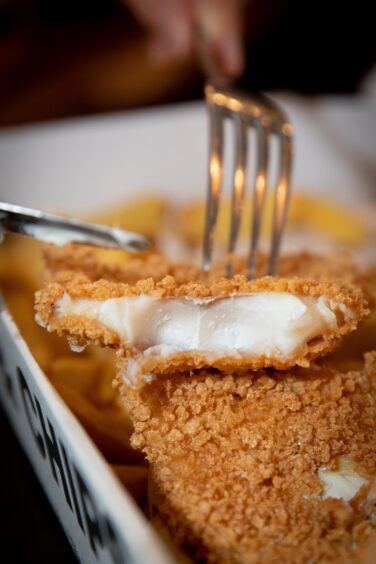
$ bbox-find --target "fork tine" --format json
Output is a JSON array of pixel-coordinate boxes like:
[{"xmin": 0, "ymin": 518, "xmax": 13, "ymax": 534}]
[
  {"xmin": 268, "ymin": 126, "xmax": 293, "ymax": 275},
  {"xmin": 203, "ymin": 83, "xmax": 293, "ymax": 278},
  {"xmin": 247, "ymin": 120, "xmax": 269, "ymax": 279},
  {"xmin": 226, "ymin": 116, "xmax": 247, "ymax": 278},
  {"xmin": 203, "ymin": 105, "xmax": 224, "ymax": 272}
]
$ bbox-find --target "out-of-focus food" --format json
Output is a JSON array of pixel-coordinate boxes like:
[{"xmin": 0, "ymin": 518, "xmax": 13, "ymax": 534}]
[
  {"xmin": 51, "ymin": 376, "xmax": 140, "ymax": 463},
  {"xmin": 87, "ymin": 194, "xmax": 167, "ymax": 244},
  {"xmin": 177, "ymin": 191, "xmax": 370, "ymax": 248},
  {"xmin": 289, "ymin": 194, "xmax": 369, "ymax": 246}
]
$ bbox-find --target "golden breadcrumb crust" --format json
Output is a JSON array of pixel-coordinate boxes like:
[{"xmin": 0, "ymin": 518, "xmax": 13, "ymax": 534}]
[
  {"xmin": 115, "ymin": 352, "xmax": 376, "ymax": 564},
  {"xmin": 42, "ymin": 245, "xmax": 200, "ymax": 284},
  {"xmin": 35, "ymin": 271, "xmax": 369, "ymax": 372},
  {"xmin": 43, "ymin": 245, "xmax": 369, "ymax": 287}
]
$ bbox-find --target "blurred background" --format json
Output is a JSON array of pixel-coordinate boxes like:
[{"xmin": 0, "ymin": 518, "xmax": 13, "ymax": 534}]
[{"xmin": 0, "ymin": 0, "xmax": 375, "ymax": 127}]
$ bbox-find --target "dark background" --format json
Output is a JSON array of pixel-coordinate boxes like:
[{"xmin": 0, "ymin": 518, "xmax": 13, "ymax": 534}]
[{"xmin": 0, "ymin": 0, "xmax": 375, "ymax": 127}]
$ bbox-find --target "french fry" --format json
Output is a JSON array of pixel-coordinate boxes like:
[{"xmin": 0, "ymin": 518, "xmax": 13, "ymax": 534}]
[
  {"xmin": 0, "ymin": 234, "xmax": 44, "ymax": 290},
  {"xmin": 3, "ymin": 289, "xmax": 69, "ymax": 370},
  {"xmin": 176, "ymin": 197, "xmax": 254, "ymax": 248},
  {"xmin": 48, "ymin": 355, "xmax": 102, "ymax": 397},
  {"xmin": 84, "ymin": 347, "xmax": 119, "ymax": 406},
  {"xmin": 52, "ymin": 379, "xmax": 142, "ymax": 464},
  {"xmin": 86, "ymin": 195, "xmax": 167, "ymax": 243},
  {"xmin": 177, "ymin": 192, "xmax": 369, "ymax": 248},
  {"xmin": 86, "ymin": 248, "xmax": 135, "ymax": 268},
  {"xmin": 289, "ymin": 193, "xmax": 368, "ymax": 246}
]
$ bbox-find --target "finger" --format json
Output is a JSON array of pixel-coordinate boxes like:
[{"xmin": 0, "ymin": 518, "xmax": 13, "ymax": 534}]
[
  {"xmin": 213, "ymin": 19, "xmax": 245, "ymax": 77},
  {"xmin": 193, "ymin": 0, "xmax": 245, "ymax": 77},
  {"xmin": 124, "ymin": 0, "xmax": 194, "ymax": 60}
]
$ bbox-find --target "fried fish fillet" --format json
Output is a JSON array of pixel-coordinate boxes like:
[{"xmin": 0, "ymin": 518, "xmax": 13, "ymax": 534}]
[
  {"xmin": 35, "ymin": 267, "xmax": 369, "ymax": 374},
  {"xmin": 34, "ymin": 246, "xmax": 376, "ymax": 562},
  {"xmin": 116, "ymin": 352, "xmax": 376, "ymax": 564}
]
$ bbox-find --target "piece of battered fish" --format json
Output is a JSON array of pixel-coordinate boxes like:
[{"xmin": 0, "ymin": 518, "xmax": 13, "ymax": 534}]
[
  {"xmin": 35, "ymin": 269, "xmax": 368, "ymax": 374},
  {"xmin": 116, "ymin": 352, "xmax": 376, "ymax": 564}
]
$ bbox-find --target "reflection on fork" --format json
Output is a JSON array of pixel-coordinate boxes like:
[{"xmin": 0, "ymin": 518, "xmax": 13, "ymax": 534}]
[{"xmin": 202, "ymin": 81, "xmax": 293, "ymax": 279}]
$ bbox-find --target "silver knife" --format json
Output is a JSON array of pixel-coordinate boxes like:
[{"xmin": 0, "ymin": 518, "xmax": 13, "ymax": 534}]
[{"xmin": 0, "ymin": 201, "xmax": 150, "ymax": 252}]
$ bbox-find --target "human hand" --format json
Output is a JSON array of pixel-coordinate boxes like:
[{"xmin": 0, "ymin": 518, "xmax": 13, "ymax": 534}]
[{"xmin": 122, "ymin": 0, "xmax": 246, "ymax": 78}]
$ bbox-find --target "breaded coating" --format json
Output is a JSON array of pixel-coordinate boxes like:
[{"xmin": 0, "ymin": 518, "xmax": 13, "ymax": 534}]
[
  {"xmin": 42, "ymin": 245, "xmax": 198, "ymax": 284},
  {"xmin": 43, "ymin": 245, "xmax": 369, "ymax": 287},
  {"xmin": 116, "ymin": 352, "xmax": 376, "ymax": 564},
  {"xmin": 35, "ymin": 271, "xmax": 369, "ymax": 373}
]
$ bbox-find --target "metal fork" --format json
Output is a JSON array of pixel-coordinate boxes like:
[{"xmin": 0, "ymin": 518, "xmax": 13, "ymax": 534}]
[{"xmin": 202, "ymin": 81, "xmax": 293, "ymax": 278}]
